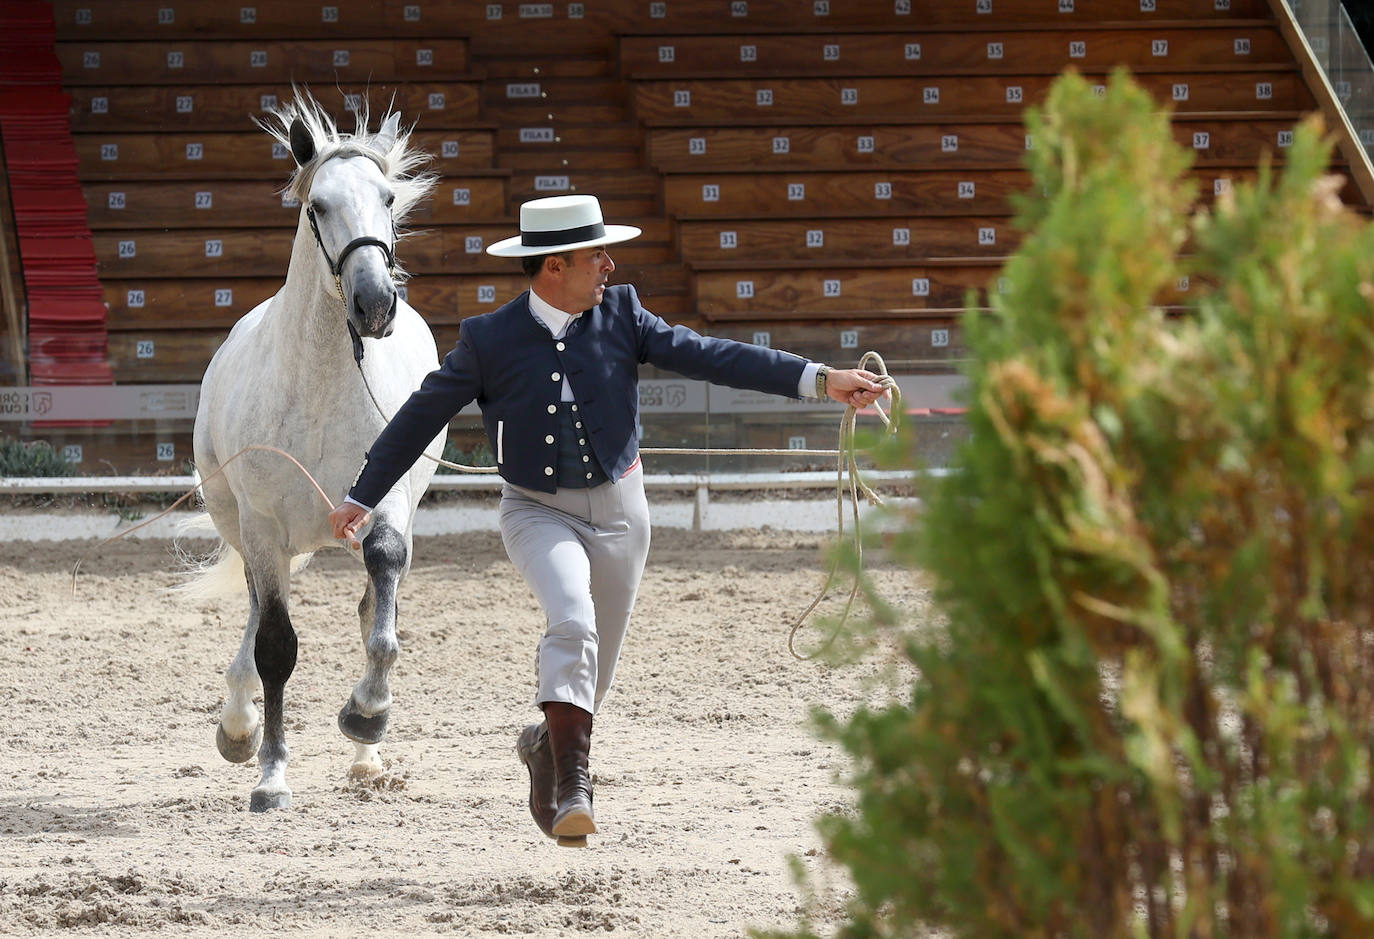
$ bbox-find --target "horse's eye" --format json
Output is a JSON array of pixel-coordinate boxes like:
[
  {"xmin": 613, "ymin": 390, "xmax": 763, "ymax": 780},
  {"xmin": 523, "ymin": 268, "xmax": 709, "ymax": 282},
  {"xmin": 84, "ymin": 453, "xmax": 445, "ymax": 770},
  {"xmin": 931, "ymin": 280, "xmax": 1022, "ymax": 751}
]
[
  {"xmin": 309, "ymin": 202, "xmax": 325, "ymax": 216},
  {"xmin": 385, "ymin": 193, "xmax": 396, "ymax": 208}
]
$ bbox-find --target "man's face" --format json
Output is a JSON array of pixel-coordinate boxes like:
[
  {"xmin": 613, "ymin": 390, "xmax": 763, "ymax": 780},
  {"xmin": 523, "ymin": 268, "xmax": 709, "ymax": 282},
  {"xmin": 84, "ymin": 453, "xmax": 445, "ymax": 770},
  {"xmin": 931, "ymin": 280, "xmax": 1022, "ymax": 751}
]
[{"xmin": 560, "ymin": 246, "xmax": 615, "ymax": 312}]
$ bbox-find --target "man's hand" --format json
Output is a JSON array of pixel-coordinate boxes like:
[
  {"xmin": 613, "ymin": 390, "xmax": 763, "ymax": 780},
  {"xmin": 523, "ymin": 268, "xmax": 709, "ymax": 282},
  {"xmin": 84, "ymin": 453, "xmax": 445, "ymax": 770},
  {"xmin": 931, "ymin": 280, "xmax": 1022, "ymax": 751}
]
[
  {"xmin": 329, "ymin": 502, "xmax": 370, "ymax": 550},
  {"xmin": 825, "ymin": 368, "xmax": 889, "ymax": 409}
]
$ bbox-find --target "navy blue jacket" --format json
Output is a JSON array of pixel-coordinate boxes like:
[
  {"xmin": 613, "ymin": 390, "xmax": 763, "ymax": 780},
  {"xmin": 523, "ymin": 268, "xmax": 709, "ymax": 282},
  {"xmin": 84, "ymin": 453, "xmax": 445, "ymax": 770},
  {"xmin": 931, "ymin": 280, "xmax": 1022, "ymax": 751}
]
[{"xmin": 349, "ymin": 284, "xmax": 809, "ymax": 504}]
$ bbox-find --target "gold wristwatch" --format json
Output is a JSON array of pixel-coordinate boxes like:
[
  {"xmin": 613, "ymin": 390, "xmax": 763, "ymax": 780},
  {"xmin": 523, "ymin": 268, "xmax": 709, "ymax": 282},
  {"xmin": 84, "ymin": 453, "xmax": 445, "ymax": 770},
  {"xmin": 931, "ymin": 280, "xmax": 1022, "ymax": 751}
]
[{"xmin": 815, "ymin": 365, "xmax": 830, "ymax": 399}]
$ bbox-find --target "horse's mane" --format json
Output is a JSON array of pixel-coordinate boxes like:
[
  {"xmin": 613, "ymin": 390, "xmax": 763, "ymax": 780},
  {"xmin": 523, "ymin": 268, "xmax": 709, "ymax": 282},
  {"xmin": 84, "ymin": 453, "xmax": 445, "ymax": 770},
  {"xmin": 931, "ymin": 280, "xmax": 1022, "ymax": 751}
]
[{"xmin": 256, "ymin": 89, "xmax": 437, "ymax": 245}]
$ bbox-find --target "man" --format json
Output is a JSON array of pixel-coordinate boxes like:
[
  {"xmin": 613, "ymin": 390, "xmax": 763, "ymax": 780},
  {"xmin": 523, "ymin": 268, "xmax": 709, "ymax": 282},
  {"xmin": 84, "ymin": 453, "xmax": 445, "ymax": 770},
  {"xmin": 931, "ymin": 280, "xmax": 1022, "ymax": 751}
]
[{"xmin": 329, "ymin": 195, "xmax": 886, "ymax": 846}]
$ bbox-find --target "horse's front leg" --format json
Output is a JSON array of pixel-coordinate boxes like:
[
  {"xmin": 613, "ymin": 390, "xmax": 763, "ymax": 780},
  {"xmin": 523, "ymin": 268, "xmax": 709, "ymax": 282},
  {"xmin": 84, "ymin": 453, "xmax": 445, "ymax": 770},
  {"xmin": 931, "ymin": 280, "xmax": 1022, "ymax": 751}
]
[
  {"xmin": 338, "ymin": 519, "xmax": 407, "ymax": 771},
  {"xmin": 247, "ymin": 542, "xmax": 296, "ymax": 812}
]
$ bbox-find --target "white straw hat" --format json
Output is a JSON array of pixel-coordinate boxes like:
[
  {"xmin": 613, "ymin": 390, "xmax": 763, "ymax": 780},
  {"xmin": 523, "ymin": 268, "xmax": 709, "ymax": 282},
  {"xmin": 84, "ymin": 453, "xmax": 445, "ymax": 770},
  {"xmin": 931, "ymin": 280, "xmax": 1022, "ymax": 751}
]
[{"xmin": 486, "ymin": 195, "xmax": 642, "ymax": 258}]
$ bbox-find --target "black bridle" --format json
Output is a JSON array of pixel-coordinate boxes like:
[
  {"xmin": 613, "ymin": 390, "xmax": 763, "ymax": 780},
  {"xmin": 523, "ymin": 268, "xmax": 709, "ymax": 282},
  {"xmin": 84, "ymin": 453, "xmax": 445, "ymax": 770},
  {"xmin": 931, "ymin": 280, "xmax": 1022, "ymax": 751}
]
[
  {"xmin": 306, "ymin": 204, "xmax": 398, "ymax": 304},
  {"xmin": 306, "ymin": 205, "xmax": 399, "ymax": 365}
]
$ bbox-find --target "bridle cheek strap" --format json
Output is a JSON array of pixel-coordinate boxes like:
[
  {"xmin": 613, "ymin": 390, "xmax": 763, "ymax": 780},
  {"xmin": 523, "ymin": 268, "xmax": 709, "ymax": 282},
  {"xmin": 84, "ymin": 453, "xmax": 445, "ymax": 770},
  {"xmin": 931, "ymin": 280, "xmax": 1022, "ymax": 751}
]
[{"xmin": 307, "ymin": 207, "xmax": 397, "ymax": 302}]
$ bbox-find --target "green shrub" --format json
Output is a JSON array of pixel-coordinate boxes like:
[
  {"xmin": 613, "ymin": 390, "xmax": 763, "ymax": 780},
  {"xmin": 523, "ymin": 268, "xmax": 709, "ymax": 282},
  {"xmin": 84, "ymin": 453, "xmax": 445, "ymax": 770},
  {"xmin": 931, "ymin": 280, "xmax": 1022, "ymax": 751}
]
[
  {"xmin": 790, "ymin": 70, "xmax": 1374, "ymax": 938},
  {"xmin": 0, "ymin": 435, "xmax": 75, "ymax": 477}
]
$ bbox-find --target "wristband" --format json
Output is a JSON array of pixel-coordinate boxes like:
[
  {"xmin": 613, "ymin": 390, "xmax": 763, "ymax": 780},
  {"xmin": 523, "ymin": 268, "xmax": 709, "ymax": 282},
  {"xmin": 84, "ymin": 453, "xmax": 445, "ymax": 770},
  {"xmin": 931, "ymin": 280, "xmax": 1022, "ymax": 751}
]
[{"xmin": 815, "ymin": 365, "xmax": 830, "ymax": 399}]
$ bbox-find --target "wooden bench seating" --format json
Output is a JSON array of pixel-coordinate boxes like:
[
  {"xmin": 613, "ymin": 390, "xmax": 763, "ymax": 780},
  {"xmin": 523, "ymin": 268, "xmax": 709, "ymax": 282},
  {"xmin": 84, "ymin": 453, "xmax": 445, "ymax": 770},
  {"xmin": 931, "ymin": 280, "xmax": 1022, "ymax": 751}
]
[
  {"xmin": 57, "ymin": 38, "xmax": 469, "ymax": 85},
  {"xmin": 480, "ymin": 77, "xmax": 629, "ymax": 120},
  {"xmin": 83, "ymin": 176, "xmax": 509, "ymax": 230},
  {"xmin": 662, "ymin": 167, "xmax": 1359, "ymax": 220},
  {"xmin": 497, "ymin": 122, "xmax": 644, "ymax": 171},
  {"xmin": 706, "ymin": 321, "xmax": 968, "ymax": 372},
  {"xmin": 692, "ymin": 265, "xmax": 1194, "ymax": 322},
  {"xmin": 633, "ymin": 72, "xmax": 1311, "ymax": 125},
  {"xmin": 91, "ymin": 218, "xmax": 676, "ymax": 281},
  {"xmin": 678, "ymin": 217, "xmax": 1018, "ymax": 265},
  {"xmin": 665, "ymin": 169, "xmax": 1028, "ymax": 219},
  {"xmin": 102, "ymin": 265, "xmax": 689, "ymax": 332},
  {"xmin": 68, "ymin": 83, "xmax": 481, "ymax": 133},
  {"xmin": 99, "ymin": 269, "xmax": 691, "ymax": 382},
  {"xmin": 52, "ymin": 0, "xmax": 1275, "ymax": 43},
  {"xmin": 107, "ymin": 329, "xmax": 227, "ymax": 383},
  {"xmin": 51, "ymin": 0, "xmax": 448, "ymax": 41},
  {"xmin": 75, "ymin": 130, "xmax": 496, "ymax": 181},
  {"xmin": 647, "ymin": 117, "xmax": 1312, "ymax": 173},
  {"xmin": 694, "ymin": 264, "xmax": 1000, "ymax": 321},
  {"xmin": 621, "ymin": 27, "xmax": 1290, "ymax": 80},
  {"xmin": 493, "ymin": 120, "xmax": 643, "ymax": 151},
  {"xmin": 607, "ymin": 0, "xmax": 1273, "ymax": 31},
  {"xmin": 503, "ymin": 170, "xmax": 661, "ymax": 218},
  {"xmin": 50, "ymin": 4, "xmax": 621, "ymax": 56}
]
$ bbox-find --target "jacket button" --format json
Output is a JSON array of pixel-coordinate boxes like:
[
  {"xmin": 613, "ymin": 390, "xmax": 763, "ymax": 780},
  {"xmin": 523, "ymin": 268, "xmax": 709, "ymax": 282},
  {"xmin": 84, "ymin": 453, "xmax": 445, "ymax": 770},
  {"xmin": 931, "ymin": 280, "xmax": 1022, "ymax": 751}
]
[
  {"xmin": 544, "ymin": 467, "xmax": 554, "ymax": 476},
  {"xmin": 575, "ymin": 421, "xmax": 582, "ymax": 428},
  {"xmin": 571, "ymin": 404, "xmax": 578, "ymax": 412},
  {"xmin": 579, "ymin": 438, "xmax": 585, "ymax": 445},
  {"xmin": 556, "ymin": 341, "xmax": 565, "ymax": 351},
  {"xmin": 547, "ymin": 404, "xmax": 557, "ymax": 414},
  {"xmin": 551, "ymin": 372, "xmax": 560, "ymax": 381},
  {"xmin": 545, "ymin": 434, "xmax": 554, "ymax": 444},
  {"xmin": 583, "ymin": 455, "xmax": 590, "ymax": 462},
  {"xmin": 585, "ymin": 472, "xmax": 593, "ymax": 479}
]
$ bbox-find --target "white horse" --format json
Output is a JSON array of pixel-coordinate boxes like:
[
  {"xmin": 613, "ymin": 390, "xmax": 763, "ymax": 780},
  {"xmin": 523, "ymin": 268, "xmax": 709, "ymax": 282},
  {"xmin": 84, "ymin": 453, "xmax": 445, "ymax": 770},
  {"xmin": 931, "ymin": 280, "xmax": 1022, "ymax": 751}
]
[{"xmin": 192, "ymin": 93, "xmax": 444, "ymax": 811}]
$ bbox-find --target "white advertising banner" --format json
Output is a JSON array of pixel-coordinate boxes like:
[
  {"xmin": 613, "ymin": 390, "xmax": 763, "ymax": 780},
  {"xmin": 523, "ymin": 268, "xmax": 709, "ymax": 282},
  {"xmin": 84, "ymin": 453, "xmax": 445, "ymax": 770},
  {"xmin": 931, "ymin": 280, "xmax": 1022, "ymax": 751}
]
[{"xmin": 0, "ymin": 385, "xmax": 202, "ymax": 422}]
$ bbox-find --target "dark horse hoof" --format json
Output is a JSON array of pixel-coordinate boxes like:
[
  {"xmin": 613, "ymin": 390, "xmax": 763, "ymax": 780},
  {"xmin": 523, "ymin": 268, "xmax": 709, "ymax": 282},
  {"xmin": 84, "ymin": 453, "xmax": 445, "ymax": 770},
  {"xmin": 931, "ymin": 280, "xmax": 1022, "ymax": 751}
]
[
  {"xmin": 250, "ymin": 786, "xmax": 292, "ymax": 812},
  {"xmin": 337, "ymin": 696, "xmax": 389, "ymax": 744},
  {"xmin": 216, "ymin": 722, "xmax": 263, "ymax": 764}
]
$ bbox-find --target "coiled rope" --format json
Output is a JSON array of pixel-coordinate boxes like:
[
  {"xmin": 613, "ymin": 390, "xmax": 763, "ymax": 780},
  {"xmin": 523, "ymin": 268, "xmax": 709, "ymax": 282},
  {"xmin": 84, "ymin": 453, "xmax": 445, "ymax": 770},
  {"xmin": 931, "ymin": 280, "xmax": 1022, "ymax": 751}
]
[{"xmin": 783, "ymin": 352, "xmax": 900, "ymax": 659}]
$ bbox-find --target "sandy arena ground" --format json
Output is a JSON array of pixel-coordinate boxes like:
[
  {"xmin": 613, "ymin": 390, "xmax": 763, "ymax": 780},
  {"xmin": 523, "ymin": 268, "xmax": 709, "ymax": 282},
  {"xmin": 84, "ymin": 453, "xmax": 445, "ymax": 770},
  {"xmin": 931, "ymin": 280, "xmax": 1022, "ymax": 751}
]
[{"xmin": 0, "ymin": 524, "xmax": 926, "ymax": 937}]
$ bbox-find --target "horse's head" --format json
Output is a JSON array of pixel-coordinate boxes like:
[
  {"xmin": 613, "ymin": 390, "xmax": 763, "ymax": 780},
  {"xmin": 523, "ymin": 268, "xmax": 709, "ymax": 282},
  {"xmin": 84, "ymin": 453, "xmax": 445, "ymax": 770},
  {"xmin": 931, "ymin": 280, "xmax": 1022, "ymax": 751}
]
[{"xmin": 290, "ymin": 113, "xmax": 403, "ymax": 340}]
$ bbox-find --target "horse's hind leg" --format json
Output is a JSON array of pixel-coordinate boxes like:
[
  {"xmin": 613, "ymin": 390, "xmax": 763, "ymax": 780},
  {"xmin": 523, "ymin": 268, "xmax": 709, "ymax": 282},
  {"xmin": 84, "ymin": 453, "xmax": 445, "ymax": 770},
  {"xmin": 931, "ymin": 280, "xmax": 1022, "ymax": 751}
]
[
  {"xmin": 216, "ymin": 570, "xmax": 264, "ymax": 763},
  {"xmin": 338, "ymin": 520, "xmax": 407, "ymax": 758},
  {"xmin": 246, "ymin": 542, "xmax": 296, "ymax": 812}
]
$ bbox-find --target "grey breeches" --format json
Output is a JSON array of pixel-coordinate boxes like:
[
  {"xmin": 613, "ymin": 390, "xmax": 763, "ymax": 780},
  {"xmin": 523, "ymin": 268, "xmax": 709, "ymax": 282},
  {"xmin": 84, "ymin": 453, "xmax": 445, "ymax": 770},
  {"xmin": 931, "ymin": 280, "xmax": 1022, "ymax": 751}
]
[{"xmin": 498, "ymin": 464, "xmax": 651, "ymax": 714}]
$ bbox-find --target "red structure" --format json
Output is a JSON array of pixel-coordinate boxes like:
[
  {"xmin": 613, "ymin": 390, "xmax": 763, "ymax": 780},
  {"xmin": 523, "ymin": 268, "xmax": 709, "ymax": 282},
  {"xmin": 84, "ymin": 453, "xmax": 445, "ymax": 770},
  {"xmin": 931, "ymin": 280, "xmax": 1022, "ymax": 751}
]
[{"xmin": 0, "ymin": 1, "xmax": 112, "ymax": 425}]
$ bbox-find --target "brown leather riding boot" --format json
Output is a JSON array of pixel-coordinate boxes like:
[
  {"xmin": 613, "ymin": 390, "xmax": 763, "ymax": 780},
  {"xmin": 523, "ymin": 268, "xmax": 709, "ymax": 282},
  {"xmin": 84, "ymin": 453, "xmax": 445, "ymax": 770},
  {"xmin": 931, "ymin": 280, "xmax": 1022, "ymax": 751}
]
[
  {"xmin": 545, "ymin": 702, "xmax": 596, "ymax": 844},
  {"xmin": 516, "ymin": 721, "xmax": 557, "ymax": 838}
]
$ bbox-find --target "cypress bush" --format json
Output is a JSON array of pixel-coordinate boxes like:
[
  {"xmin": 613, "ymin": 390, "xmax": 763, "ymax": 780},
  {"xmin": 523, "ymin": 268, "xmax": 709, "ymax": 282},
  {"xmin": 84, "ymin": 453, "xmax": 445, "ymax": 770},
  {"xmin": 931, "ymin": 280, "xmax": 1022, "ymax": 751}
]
[{"xmin": 791, "ymin": 70, "xmax": 1374, "ymax": 937}]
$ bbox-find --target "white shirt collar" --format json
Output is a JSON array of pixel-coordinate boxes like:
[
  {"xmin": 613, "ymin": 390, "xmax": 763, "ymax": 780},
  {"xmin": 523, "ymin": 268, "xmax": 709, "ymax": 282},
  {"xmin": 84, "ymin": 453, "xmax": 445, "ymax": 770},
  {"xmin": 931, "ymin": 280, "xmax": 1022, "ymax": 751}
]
[{"xmin": 528, "ymin": 287, "xmax": 579, "ymax": 339}]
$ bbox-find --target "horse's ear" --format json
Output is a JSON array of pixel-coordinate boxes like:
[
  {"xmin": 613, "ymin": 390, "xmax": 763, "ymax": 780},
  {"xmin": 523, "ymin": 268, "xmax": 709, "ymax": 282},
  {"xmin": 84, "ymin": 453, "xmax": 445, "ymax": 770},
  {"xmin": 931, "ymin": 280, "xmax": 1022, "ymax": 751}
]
[
  {"xmin": 288, "ymin": 118, "xmax": 316, "ymax": 166},
  {"xmin": 374, "ymin": 112, "xmax": 401, "ymax": 154}
]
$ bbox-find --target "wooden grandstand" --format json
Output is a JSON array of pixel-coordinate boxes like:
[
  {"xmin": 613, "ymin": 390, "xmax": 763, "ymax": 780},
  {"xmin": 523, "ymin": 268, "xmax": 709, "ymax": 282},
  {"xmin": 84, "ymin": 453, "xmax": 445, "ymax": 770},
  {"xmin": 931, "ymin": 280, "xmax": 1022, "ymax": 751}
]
[{"xmin": 0, "ymin": 0, "xmax": 1370, "ymax": 471}]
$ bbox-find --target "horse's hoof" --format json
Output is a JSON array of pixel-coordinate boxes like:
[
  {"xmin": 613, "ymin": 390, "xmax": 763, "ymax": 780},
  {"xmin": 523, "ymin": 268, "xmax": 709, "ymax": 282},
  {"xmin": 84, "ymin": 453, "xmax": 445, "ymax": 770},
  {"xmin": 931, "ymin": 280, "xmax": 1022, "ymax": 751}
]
[
  {"xmin": 337, "ymin": 696, "xmax": 389, "ymax": 744},
  {"xmin": 216, "ymin": 722, "xmax": 263, "ymax": 764},
  {"xmin": 348, "ymin": 759, "xmax": 384, "ymax": 781},
  {"xmin": 249, "ymin": 786, "xmax": 292, "ymax": 812}
]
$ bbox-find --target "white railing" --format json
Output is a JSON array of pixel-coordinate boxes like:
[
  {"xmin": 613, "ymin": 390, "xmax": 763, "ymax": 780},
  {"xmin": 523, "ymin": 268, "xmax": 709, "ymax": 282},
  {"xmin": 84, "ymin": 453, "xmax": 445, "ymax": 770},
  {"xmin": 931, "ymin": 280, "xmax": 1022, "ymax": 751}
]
[
  {"xmin": 0, "ymin": 469, "xmax": 938, "ymax": 533},
  {"xmin": 1275, "ymin": 0, "xmax": 1374, "ymax": 202},
  {"xmin": 1287, "ymin": 0, "xmax": 1374, "ymax": 154}
]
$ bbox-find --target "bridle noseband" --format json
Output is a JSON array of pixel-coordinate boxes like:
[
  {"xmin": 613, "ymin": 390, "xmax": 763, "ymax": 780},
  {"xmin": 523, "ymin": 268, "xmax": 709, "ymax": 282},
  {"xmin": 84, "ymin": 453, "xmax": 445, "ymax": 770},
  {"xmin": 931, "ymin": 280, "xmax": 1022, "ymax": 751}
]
[{"xmin": 306, "ymin": 204, "xmax": 398, "ymax": 304}]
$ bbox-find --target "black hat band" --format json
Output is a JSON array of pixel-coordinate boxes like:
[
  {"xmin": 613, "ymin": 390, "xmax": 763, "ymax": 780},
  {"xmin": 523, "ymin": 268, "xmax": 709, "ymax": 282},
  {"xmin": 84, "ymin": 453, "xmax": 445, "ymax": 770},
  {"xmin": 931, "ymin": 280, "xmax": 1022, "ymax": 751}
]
[{"xmin": 521, "ymin": 221, "xmax": 605, "ymax": 248}]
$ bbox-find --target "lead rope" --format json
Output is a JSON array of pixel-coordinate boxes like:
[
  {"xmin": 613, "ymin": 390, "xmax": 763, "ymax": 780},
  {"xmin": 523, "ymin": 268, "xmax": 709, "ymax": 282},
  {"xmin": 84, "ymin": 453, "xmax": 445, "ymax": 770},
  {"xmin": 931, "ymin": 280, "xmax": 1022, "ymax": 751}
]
[
  {"xmin": 355, "ymin": 350, "xmax": 901, "ymax": 658},
  {"xmin": 785, "ymin": 352, "xmax": 899, "ymax": 659},
  {"xmin": 70, "ymin": 444, "xmax": 340, "ymax": 594}
]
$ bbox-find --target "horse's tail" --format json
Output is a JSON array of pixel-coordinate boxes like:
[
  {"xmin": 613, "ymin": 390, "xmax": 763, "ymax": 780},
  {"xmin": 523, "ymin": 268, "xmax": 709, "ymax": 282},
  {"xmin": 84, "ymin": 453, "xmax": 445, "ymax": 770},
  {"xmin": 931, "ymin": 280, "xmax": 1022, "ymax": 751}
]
[{"xmin": 172, "ymin": 512, "xmax": 246, "ymax": 602}]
